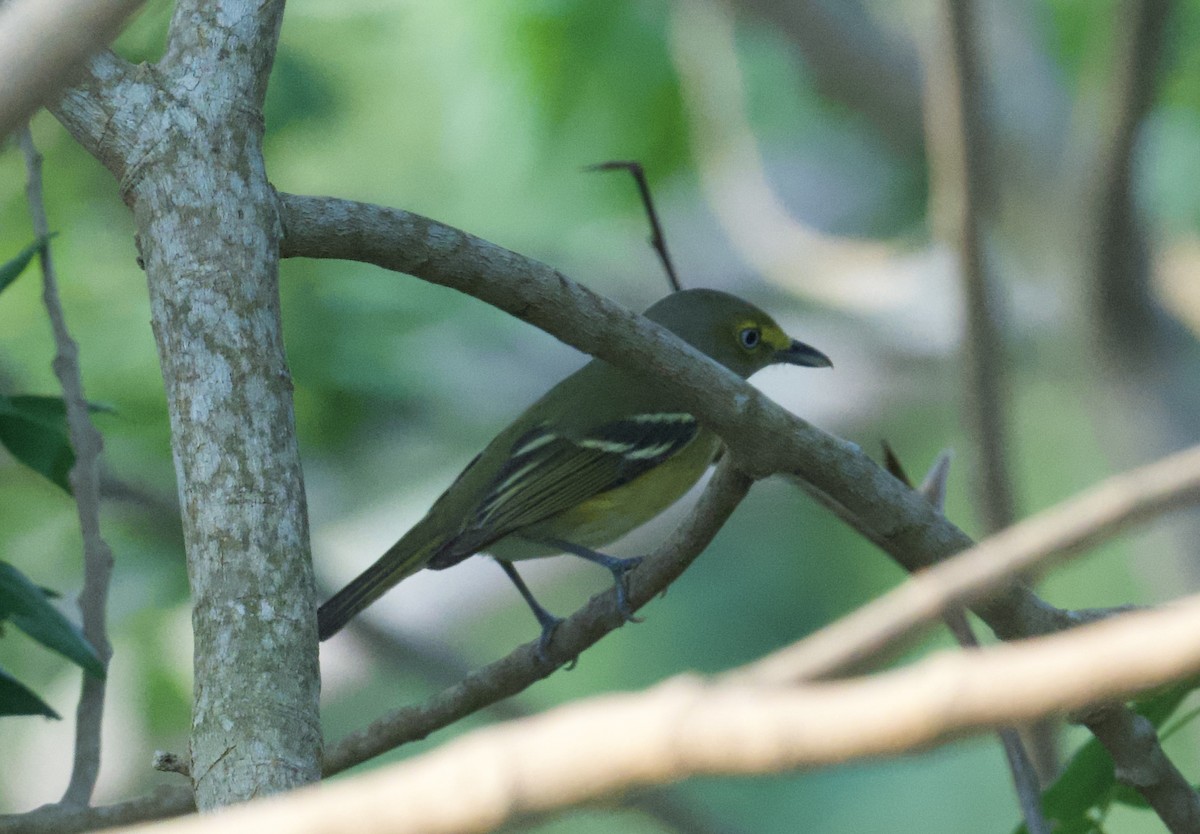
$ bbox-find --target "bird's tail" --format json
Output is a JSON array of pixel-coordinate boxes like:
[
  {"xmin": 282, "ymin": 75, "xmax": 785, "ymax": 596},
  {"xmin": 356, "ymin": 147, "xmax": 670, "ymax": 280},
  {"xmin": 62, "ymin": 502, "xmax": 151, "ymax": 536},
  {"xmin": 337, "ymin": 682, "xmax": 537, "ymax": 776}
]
[{"xmin": 317, "ymin": 532, "xmax": 441, "ymax": 641}]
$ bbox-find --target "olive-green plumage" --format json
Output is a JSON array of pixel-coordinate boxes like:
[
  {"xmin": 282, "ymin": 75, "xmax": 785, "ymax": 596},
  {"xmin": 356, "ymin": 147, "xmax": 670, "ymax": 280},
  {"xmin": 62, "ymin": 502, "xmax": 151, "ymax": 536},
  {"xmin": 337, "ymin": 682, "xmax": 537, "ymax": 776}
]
[{"xmin": 317, "ymin": 289, "xmax": 830, "ymax": 642}]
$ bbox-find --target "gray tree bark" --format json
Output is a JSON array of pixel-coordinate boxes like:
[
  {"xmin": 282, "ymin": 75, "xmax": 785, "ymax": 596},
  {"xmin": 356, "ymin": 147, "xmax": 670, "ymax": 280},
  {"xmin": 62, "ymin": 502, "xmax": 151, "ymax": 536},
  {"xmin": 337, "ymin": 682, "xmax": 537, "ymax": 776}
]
[{"xmin": 50, "ymin": 0, "xmax": 322, "ymax": 810}]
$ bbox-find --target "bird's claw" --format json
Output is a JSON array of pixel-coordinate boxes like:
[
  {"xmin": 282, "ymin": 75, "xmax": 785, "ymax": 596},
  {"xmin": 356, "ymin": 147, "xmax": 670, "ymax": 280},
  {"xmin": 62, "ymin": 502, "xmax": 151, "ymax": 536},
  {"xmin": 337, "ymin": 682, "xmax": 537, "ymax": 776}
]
[
  {"xmin": 535, "ymin": 614, "xmax": 567, "ymax": 666},
  {"xmin": 610, "ymin": 555, "xmax": 645, "ymax": 624}
]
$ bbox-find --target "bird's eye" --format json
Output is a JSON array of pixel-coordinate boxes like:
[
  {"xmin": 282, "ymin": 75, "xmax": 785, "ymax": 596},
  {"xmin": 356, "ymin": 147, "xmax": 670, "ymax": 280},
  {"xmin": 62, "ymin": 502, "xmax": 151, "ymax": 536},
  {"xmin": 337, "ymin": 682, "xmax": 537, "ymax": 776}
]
[{"xmin": 738, "ymin": 327, "xmax": 761, "ymax": 350}]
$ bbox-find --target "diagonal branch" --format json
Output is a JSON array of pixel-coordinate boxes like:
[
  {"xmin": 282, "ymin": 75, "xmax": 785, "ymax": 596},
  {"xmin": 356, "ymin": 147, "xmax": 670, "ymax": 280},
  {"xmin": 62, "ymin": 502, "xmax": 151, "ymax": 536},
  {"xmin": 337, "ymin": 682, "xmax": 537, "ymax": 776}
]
[
  {"xmin": 323, "ymin": 459, "xmax": 753, "ymax": 775},
  {"xmin": 43, "ymin": 594, "xmax": 1200, "ymax": 834},
  {"xmin": 278, "ymin": 193, "xmax": 1200, "ymax": 826},
  {"xmin": 276, "ymin": 192, "xmax": 1063, "ymax": 640},
  {"xmin": 742, "ymin": 442, "xmax": 1200, "ymax": 683}
]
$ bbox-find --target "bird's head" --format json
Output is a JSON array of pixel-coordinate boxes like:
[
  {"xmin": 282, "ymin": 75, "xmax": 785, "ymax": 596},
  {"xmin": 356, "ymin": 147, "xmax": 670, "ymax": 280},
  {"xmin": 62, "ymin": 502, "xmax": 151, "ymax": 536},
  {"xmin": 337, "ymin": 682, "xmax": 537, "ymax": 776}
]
[{"xmin": 643, "ymin": 288, "xmax": 832, "ymax": 379}]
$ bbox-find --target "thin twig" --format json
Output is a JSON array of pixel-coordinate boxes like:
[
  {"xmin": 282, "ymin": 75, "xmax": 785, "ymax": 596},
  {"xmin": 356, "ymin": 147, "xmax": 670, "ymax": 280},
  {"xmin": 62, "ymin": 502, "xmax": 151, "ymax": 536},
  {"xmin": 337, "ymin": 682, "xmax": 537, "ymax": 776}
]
[
  {"xmin": 587, "ymin": 161, "xmax": 683, "ymax": 292},
  {"xmin": 928, "ymin": 0, "xmax": 1018, "ymax": 534},
  {"xmin": 927, "ymin": 32, "xmax": 1053, "ymax": 810},
  {"xmin": 914, "ymin": 451, "xmax": 1048, "ymax": 834},
  {"xmin": 20, "ymin": 126, "xmax": 115, "ymax": 808},
  {"xmin": 748, "ymin": 442, "xmax": 1200, "ymax": 684}
]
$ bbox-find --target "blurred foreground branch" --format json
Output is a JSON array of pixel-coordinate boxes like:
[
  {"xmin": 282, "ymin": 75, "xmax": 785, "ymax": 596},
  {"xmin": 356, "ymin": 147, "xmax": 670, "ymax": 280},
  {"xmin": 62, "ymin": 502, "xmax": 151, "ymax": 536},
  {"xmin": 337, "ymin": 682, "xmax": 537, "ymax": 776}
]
[
  {"xmin": 345, "ymin": 609, "xmax": 750, "ymax": 834},
  {"xmin": 72, "ymin": 594, "xmax": 1200, "ymax": 834},
  {"xmin": 0, "ymin": 0, "xmax": 142, "ymax": 141},
  {"xmin": 746, "ymin": 442, "xmax": 1200, "ymax": 683}
]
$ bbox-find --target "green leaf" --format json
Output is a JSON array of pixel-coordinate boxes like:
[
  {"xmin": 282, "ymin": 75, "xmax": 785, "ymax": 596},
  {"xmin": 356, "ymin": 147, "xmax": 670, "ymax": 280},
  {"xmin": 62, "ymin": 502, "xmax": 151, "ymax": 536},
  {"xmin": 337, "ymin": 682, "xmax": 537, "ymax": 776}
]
[
  {"xmin": 0, "ymin": 562, "xmax": 105, "ymax": 680},
  {"xmin": 0, "ymin": 395, "xmax": 117, "ymax": 492},
  {"xmin": 0, "ymin": 236, "xmax": 51, "ymax": 296},
  {"xmin": 0, "ymin": 663, "xmax": 59, "ymax": 719},
  {"xmin": 6, "ymin": 395, "xmax": 117, "ymax": 424},
  {"xmin": 0, "ymin": 399, "xmax": 74, "ymax": 493}
]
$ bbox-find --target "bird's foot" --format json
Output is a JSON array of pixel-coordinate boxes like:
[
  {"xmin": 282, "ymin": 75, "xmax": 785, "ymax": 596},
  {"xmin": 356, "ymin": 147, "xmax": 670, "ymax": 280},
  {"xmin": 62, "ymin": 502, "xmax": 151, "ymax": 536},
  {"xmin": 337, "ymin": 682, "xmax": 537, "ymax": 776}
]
[
  {"xmin": 543, "ymin": 540, "xmax": 646, "ymax": 624},
  {"xmin": 607, "ymin": 555, "xmax": 645, "ymax": 623},
  {"xmin": 534, "ymin": 611, "xmax": 568, "ymax": 667}
]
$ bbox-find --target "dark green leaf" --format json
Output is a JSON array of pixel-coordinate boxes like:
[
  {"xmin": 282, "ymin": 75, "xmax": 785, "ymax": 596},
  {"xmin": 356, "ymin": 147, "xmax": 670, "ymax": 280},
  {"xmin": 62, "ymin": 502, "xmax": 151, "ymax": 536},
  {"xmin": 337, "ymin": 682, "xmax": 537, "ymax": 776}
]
[
  {"xmin": 0, "ymin": 562, "xmax": 105, "ymax": 679},
  {"xmin": 0, "ymin": 394, "xmax": 75, "ymax": 492},
  {"xmin": 6, "ymin": 395, "xmax": 117, "ymax": 425},
  {"xmin": 0, "ymin": 396, "xmax": 116, "ymax": 492},
  {"xmin": 0, "ymin": 237, "xmax": 49, "ymax": 296},
  {"xmin": 0, "ymin": 664, "xmax": 59, "ymax": 718}
]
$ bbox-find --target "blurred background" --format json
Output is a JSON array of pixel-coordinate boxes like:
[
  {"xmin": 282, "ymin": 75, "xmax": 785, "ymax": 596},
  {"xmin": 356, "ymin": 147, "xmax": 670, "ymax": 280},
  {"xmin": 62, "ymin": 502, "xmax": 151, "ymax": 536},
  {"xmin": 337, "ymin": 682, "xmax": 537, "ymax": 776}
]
[{"xmin": 2, "ymin": 0, "xmax": 1200, "ymax": 831}]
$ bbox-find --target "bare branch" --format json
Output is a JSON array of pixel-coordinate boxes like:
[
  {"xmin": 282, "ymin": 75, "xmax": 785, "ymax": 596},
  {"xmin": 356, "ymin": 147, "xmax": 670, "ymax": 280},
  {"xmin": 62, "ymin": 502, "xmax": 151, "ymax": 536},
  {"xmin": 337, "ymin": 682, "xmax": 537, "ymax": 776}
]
[
  {"xmin": 1082, "ymin": 0, "xmax": 1175, "ymax": 362},
  {"xmin": 347, "ymin": 607, "xmax": 752, "ymax": 834},
  {"xmin": 0, "ymin": 790, "xmax": 193, "ymax": 834},
  {"xmin": 275, "ymin": 191, "xmax": 1106, "ymax": 643},
  {"xmin": 926, "ymin": 0, "xmax": 1018, "ymax": 533},
  {"xmin": 49, "ymin": 50, "xmax": 148, "ymax": 182},
  {"xmin": 744, "ymin": 442, "xmax": 1200, "ymax": 684},
  {"xmin": 20, "ymin": 127, "xmax": 116, "ymax": 807},
  {"xmin": 587, "ymin": 161, "xmax": 683, "ymax": 292},
  {"xmin": 323, "ymin": 460, "xmax": 753, "ymax": 775},
  {"xmin": 724, "ymin": 0, "xmax": 924, "ymax": 152},
  {"xmin": 1084, "ymin": 707, "xmax": 1200, "ymax": 832},
  {"xmin": 161, "ymin": 0, "xmax": 284, "ymax": 110},
  {"xmin": 910, "ymin": 451, "xmax": 1047, "ymax": 834},
  {"xmin": 278, "ymin": 193, "xmax": 1200, "ymax": 824},
  {"xmin": 64, "ymin": 596, "xmax": 1200, "ymax": 834},
  {"xmin": 49, "ymin": 0, "xmax": 319, "ymax": 811},
  {"xmin": 0, "ymin": 0, "xmax": 142, "ymax": 142}
]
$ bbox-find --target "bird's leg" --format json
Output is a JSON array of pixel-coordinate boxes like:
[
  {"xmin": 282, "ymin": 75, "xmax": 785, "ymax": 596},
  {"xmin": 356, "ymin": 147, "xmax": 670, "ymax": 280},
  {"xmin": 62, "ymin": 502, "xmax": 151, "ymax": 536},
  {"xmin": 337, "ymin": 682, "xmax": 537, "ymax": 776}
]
[
  {"xmin": 494, "ymin": 558, "xmax": 564, "ymax": 664},
  {"xmin": 544, "ymin": 539, "xmax": 644, "ymax": 623}
]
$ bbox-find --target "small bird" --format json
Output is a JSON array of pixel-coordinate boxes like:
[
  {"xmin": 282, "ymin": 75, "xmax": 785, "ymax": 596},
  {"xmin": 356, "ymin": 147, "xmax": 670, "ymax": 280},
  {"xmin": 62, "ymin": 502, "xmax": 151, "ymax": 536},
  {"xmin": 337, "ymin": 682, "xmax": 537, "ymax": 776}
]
[{"xmin": 317, "ymin": 288, "xmax": 831, "ymax": 653}]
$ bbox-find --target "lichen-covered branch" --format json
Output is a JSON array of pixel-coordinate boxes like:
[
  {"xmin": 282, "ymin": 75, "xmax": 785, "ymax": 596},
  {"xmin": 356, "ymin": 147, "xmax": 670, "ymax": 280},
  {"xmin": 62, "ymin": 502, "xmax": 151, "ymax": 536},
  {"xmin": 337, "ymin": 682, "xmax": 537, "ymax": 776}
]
[{"xmin": 47, "ymin": 0, "xmax": 321, "ymax": 811}]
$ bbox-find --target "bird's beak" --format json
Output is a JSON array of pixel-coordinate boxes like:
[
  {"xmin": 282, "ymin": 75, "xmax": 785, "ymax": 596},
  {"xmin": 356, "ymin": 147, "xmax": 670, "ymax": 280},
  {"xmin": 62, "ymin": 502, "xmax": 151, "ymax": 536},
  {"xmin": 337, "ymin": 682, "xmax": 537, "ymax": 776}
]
[{"xmin": 777, "ymin": 339, "xmax": 832, "ymax": 368}]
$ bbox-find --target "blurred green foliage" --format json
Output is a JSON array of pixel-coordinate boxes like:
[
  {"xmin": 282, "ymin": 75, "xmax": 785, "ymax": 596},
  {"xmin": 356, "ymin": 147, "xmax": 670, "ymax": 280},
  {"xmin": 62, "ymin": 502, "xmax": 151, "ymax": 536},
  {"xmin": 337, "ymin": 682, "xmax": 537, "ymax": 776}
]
[{"xmin": 3, "ymin": 1, "xmax": 1200, "ymax": 832}]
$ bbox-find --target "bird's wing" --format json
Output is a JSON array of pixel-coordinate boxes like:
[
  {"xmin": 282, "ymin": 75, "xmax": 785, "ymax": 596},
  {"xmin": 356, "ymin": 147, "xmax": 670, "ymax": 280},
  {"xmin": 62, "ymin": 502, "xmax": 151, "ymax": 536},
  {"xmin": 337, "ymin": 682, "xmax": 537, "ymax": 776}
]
[{"xmin": 427, "ymin": 411, "xmax": 700, "ymax": 567}]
